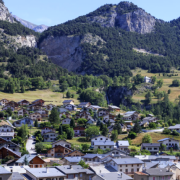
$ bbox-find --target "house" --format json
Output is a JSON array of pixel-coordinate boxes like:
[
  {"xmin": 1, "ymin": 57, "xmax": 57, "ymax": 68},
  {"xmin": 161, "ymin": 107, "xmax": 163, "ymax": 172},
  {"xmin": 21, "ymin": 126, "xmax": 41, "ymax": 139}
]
[
  {"xmin": 17, "ymin": 108, "xmax": 29, "ymax": 117},
  {"xmin": 123, "ymin": 111, "xmax": 139, "ymax": 121},
  {"xmin": 141, "ymin": 143, "xmax": 160, "ymax": 155},
  {"xmin": 140, "ymin": 120, "xmax": 149, "ymax": 128},
  {"xmin": 29, "ymin": 112, "xmax": 42, "ymax": 121},
  {"xmin": 0, "ymin": 124, "xmax": 15, "ymax": 140},
  {"xmin": 64, "ymin": 150, "xmax": 85, "ymax": 157},
  {"xmin": 13, "ymin": 117, "xmax": 34, "ymax": 127},
  {"xmin": 116, "ymin": 140, "xmax": 129, "ymax": 152},
  {"xmin": 6, "ymin": 101, "xmax": 18, "ymax": 108},
  {"xmin": 31, "ymin": 99, "xmax": 45, "ymax": 106},
  {"xmin": 58, "ymin": 107, "xmax": 68, "ymax": 113},
  {"xmin": 42, "ymin": 132, "xmax": 58, "ymax": 142},
  {"xmin": 87, "ymin": 119, "xmax": 96, "ymax": 125},
  {"xmin": 62, "ymin": 118, "xmax": 72, "ymax": 125},
  {"xmin": 0, "ymin": 166, "xmax": 12, "ymax": 180},
  {"xmin": 25, "ymin": 167, "xmax": 66, "ymax": 180},
  {"xmin": 18, "ymin": 99, "xmax": 30, "ymax": 106},
  {"xmin": 88, "ymin": 105, "xmax": 102, "ymax": 112},
  {"xmin": 142, "ymin": 116, "xmax": 158, "ymax": 123},
  {"xmin": 47, "ymin": 145, "xmax": 72, "ymax": 158},
  {"xmin": 36, "ymin": 109, "xmax": 49, "ymax": 117},
  {"xmin": 52, "ymin": 139, "xmax": 71, "ymax": 148},
  {"xmin": 16, "ymin": 154, "xmax": 45, "ymax": 168},
  {"xmin": 108, "ymin": 105, "xmax": 120, "ymax": 111},
  {"xmin": 62, "ymin": 156, "xmax": 82, "ymax": 165},
  {"xmin": 63, "ymin": 100, "xmax": 74, "ymax": 106},
  {"xmin": 0, "ymin": 146, "xmax": 21, "ymax": 160},
  {"xmin": 2, "ymin": 105, "xmax": 16, "ymax": 111},
  {"xmin": 0, "ymin": 99, "xmax": 9, "ymax": 106},
  {"xmin": 27, "ymin": 104, "xmax": 42, "ymax": 111},
  {"xmin": 144, "ymin": 76, "xmax": 151, "ymax": 83},
  {"xmin": 65, "ymin": 104, "xmax": 77, "ymax": 111},
  {"xmin": 105, "ymin": 149, "xmax": 129, "ymax": 158},
  {"xmin": 76, "ymin": 111, "xmax": 93, "ymax": 120},
  {"xmin": 134, "ymin": 168, "xmax": 173, "ymax": 180},
  {"xmin": 45, "ymin": 104, "xmax": 56, "ymax": 111},
  {"xmin": 106, "ymin": 158, "xmax": 144, "ymax": 177},
  {"xmin": 158, "ymin": 138, "xmax": 179, "ymax": 150},
  {"xmin": 78, "ymin": 102, "xmax": 91, "ymax": 108},
  {"xmin": 57, "ymin": 165, "xmax": 94, "ymax": 180},
  {"xmin": 59, "ymin": 112, "xmax": 71, "ymax": 118},
  {"xmin": 82, "ymin": 154, "xmax": 112, "ymax": 163},
  {"xmin": 0, "ymin": 137, "xmax": 20, "ymax": 151},
  {"xmin": 73, "ymin": 126, "xmax": 85, "ymax": 136},
  {"xmin": 94, "ymin": 141, "xmax": 115, "ymax": 150},
  {"xmin": 91, "ymin": 135, "xmax": 112, "ymax": 148},
  {"xmin": 168, "ymin": 124, "xmax": 180, "ymax": 133},
  {"xmin": 98, "ymin": 109, "xmax": 109, "ymax": 117},
  {"xmin": 135, "ymin": 155, "xmax": 177, "ymax": 162},
  {"xmin": 93, "ymin": 172, "xmax": 133, "ymax": 180},
  {"xmin": 41, "ymin": 127, "xmax": 56, "ymax": 135}
]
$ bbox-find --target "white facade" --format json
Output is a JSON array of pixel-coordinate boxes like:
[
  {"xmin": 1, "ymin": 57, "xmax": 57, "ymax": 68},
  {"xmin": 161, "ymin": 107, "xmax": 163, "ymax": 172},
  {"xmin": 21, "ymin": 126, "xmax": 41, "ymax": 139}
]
[
  {"xmin": 13, "ymin": 118, "xmax": 34, "ymax": 127},
  {"xmin": 62, "ymin": 118, "xmax": 71, "ymax": 125},
  {"xmin": 168, "ymin": 124, "xmax": 180, "ymax": 133},
  {"xmin": 41, "ymin": 127, "xmax": 55, "ymax": 135},
  {"xmin": 98, "ymin": 110, "xmax": 108, "ymax": 117},
  {"xmin": 91, "ymin": 136, "xmax": 111, "ymax": 147},
  {"xmin": 0, "ymin": 125, "xmax": 14, "ymax": 132},
  {"xmin": 52, "ymin": 140, "xmax": 71, "ymax": 148},
  {"xmin": 43, "ymin": 132, "xmax": 58, "ymax": 142},
  {"xmin": 144, "ymin": 76, "xmax": 151, "ymax": 83},
  {"xmin": 158, "ymin": 138, "xmax": 179, "ymax": 150},
  {"xmin": 65, "ymin": 104, "xmax": 77, "ymax": 111}
]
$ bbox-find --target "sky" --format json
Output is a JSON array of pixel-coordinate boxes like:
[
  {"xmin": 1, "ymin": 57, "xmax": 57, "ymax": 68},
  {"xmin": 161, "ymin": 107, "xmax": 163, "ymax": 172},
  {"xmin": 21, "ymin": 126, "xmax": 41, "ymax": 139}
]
[{"xmin": 4, "ymin": 0, "xmax": 180, "ymax": 26}]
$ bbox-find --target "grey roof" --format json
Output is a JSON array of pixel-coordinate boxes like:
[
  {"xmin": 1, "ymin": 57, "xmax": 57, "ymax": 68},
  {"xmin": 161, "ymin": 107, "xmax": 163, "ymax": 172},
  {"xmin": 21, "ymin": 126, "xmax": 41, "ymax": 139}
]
[
  {"xmin": 83, "ymin": 154, "xmax": 108, "ymax": 159},
  {"xmin": 168, "ymin": 124, "xmax": 180, "ymax": 129},
  {"xmin": 78, "ymin": 102, "xmax": 90, "ymax": 105},
  {"xmin": 64, "ymin": 157, "xmax": 81, "ymax": 163},
  {"xmin": 156, "ymin": 161, "xmax": 174, "ymax": 168},
  {"xmin": 67, "ymin": 165, "xmax": 94, "ymax": 174},
  {"xmin": 90, "ymin": 165, "xmax": 117, "ymax": 174},
  {"xmin": 12, "ymin": 172, "xmax": 24, "ymax": 180},
  {"xmin": 141, "ymin": 143, "xmax": 160, "ymax": 147},
  {"xmin": 158, "ymin": 138, "xmax": 179, "ymax": 142},
  {"xmin": 124, "ymin": 111, "xmax": 136, "ymax": 115},
  {"xmin": 145, "ymin": 168, "xmax": 173, "ymax": 176},
  {"xmin": 96, "ymin": 172, "xmax": 133, "ymax": 180},
  {"xmin": 135, "ymin": 155, "xmax": 176, "ymax": 160},
  {"xmin": 117, "ymin": 141, "xmax": 129, "ymax": 146},
  {"xmin": 112, "ymin": 158, "xmax": 144, "ymax": 165},
  {"xmin": 16, "ymin": 155, "xmax": 41, "ymax": 164},
  {"xmin": 0, "ymin": 166, "xmax": 11, "ymax": 174},
  {"xmin": 63, "ymin": 100, "xmax": 74, "ymax": 103},
  {"xmin": 94, "ymin": 141, "xmax": 115, "ymax": 146},
  {"xmin": 56, "ymin": 165, "xmax": 79, "ymax": 174},
  {"xmin": 5, "ymin": 165, "xmax": 30, "ymax": 174},
  {"xmin": 26, "ymin": 168, "xmax": 66, "ymax": 178},
  {"xmin": 144, "ymin": 162, "xmax": 159, "ymax": 169},
  {"xmin": 108, "ymin": 105, "xmax": 120, "ymax": 109}
]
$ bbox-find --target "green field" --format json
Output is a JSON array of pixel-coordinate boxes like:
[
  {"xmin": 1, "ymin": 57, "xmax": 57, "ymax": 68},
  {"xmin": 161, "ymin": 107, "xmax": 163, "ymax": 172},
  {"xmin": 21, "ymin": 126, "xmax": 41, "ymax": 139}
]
[{"xmin": 132, "ymin": 68, "xmax": 180, "ymax": 104}]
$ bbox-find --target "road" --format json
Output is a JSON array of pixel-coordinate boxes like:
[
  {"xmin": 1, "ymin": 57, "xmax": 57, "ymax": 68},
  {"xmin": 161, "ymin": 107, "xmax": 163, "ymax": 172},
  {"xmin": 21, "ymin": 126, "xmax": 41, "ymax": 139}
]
[
  {"xmin": 26, "ymin": 136, "xmax": 37, "ymax": 155},
  {"xmin": 142, "ymin": 128, "xmax": 164, "ymax": 133}
]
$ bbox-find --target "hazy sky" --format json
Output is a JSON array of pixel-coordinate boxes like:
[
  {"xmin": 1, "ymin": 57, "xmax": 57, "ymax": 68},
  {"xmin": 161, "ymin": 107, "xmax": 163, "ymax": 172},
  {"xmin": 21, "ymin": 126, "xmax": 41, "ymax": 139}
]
[{"xmin": 4, "ymin": 0, "xmax": 180, "ymax": 26}]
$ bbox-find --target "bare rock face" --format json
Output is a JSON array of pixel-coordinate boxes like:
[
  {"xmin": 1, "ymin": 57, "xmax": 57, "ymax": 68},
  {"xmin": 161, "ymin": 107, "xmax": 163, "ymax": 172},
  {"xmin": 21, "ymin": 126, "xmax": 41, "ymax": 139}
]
[
  {"xmin": 116, "ymin": 9, "xmax": 156, "ymax": 34},
  {"xmin": 39, "ymin": 33, "xmax": 105, "ymax": 72},
  {"xmin": 0, "ymin": 3, "xmax": 15, "ymax": 23}
]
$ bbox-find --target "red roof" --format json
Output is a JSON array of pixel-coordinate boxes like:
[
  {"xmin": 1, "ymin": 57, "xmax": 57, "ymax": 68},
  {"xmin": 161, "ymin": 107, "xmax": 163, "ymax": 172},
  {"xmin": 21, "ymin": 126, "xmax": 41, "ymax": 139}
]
[{"xmin": 73, "ymin": 127, "xmax": 85, "ymax": 130}]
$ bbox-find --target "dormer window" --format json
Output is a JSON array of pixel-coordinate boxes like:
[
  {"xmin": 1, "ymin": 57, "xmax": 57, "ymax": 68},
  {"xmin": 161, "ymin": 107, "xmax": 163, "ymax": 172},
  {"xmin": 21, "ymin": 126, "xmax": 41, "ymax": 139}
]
[{"xmin": 100, "ymin": 138, "xmax": 103, "ymax": 140}]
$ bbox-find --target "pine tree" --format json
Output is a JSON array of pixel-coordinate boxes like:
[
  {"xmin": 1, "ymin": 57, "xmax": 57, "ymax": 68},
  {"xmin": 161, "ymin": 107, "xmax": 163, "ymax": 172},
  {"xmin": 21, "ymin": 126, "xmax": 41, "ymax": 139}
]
[
  {"xmin": 102, "ymin": 125, "xmax": 108, "ymax": 136},
  {"xmin": 59, "ymin": 125, "xmax": 63, "ymax": 135},
  {"xmin": 133, "ymin": 121, "xmax": 141, "ymax": 133},
  {"xmin": 21, "ymin": 85, "xmax": 25, "ymax": 93},
  {"xmin": 66, "ymin": 91, "xmax": 71, "ymax": 98},
  {"xmin": 34, "ymin": 120, "xmax": 38, "ymax": 127},
  {"xmin": 100, "ymin": 122, "xmax": 104, "ymax": 131},
  {"xmin": 116, "ymin": 123, "xmax": 122, "ymax": 135},
  {"xmin": 111, "ymin": 130, "xmax": 118, "ymax": 141},
  {"xmin": 24, "ymin": 156, "xmax": 29, "ymax": 165},
  {"xmin": 49, "ymin": 107, "xmax": 60, "ymax": 124},
  {"xmin": 70, "ymin": 119, "xmax": 75, "ymax": 128},
  {"xmin": 67, "ymin": 128, "xmax": 74, "ymax": 139}
]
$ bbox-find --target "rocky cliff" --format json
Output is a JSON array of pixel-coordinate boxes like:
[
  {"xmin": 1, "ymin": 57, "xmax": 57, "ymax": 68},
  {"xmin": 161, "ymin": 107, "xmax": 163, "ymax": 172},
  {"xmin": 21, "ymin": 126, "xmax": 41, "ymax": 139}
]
[
  {"xmin": 40, "ymin": 33, "xmax": 105, "ymax": 72},
  {"xmin": 107, "ymin": 86, "xmax": 133, "ymax": 106}
]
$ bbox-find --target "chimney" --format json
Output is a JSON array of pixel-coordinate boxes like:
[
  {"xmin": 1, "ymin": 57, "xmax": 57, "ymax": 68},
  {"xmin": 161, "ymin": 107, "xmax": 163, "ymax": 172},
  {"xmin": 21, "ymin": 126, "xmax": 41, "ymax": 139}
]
[{"xmin": 46, "ymin": 167, "xmax": 49, "ymax": 173}]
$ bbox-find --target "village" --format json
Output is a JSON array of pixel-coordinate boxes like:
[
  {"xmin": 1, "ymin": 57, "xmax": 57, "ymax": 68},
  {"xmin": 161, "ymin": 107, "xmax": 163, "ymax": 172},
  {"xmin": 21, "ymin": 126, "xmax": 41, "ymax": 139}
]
[{"xmin": 0, "ymin": 97, "xmax": 179, "ymax": 180}]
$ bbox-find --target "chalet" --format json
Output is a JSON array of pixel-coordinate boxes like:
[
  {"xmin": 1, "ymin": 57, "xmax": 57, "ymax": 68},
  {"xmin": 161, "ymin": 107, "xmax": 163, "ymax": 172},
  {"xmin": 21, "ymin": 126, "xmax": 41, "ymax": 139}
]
[
  {"xmin": 103, "ymin": 114, "xmax": 116, "ymax": 124},
  {"xmin": 105, "ymin": 149, "xmax": 129, "ymax": 158},
  {"xmin": 27, "ymin": 104, "xmax": 42, "ymax": 111},
  {"xmin": 18, "ymin": 100, "xmax": 30, "ymax": 106},
  {"xmin": 0, "ymin": 137, "xmax": 20, "ymax": 151},
  {"xmin": 63, "ymin": 100, "xmax": 74, "ymax": 106},
  {"xmin": 141, "ymin": 143, "xmax": 160, "ymax": 155},
  {"xmin": 45, "ymin": 104, "xmax": 56, "ymax": 111},
  {"xmin": 2, "ymin": 105, "xmax": 16, "ymax": 111},
  {"xmin": 88, "ymin": 105, "xmax": 102, "ymax": 112},
  {"xmin": 116, "ymin": 140, "xmax": 129, "ymax": 152},
  {"xmin": 41, "ymin": 127, "xmax": 56, "ymax": 135},
  {"xmin": 144, "ymin": 76, "xmax": 151, "ymax": 83},
  {"xmin": 106, "ymin": 158, "xmax": 144, "ymax": 177},
  {"xmin": 78, "ymin": 102, "xmax": 91, "ymax": 108},
  {"xmin": 59, "ymin": 112, "xmax": 71, "ymax": 118},
  {"xmin": 16, "ymin": 154, "xmax": 45, "ymax": 168},
  {"xmin": 62, "ymin": 157, "xmax": 82, "ymax": 165},
  {"xmin": 36, "ymin": 109, "xmax": 49, "ymax": 117},
  {"xmin": 29, "ymin": 112, "xmax": 42, "ymax": 121},
  {"xmin": 0, "ymin": 146, "xmax": 21, "ymax": 160},
  {"xmin": 7, "ymin": 101, "xmax": 18, "ymax": 108},
  {"xmin": 168, "ymin": 124, "xmax": 180, "ymax": 133},
  {"xmin": 31, "ymin": 99, "xmax": 45, "ymax": 106},
  {"xmin": 142, "ymin": 116, "xmax": 158, "ymax": 123},
  {"xmin": 158, "ymin": 138, "xmax": 179, "ymax": 150},
  {"xmin": 42, "ymin": 132, "xmax": 58, "ymax": 142},
  {"xmin": 73, "ymin": 126, "xmax": 85, "ymax": 136},
  {"xmin": 17, "ymin": 108, "xmax": 29, "ymax": 117},
  {"xmin": 58, "ymin": 107, "xmax": 68, "ymax": 113},
  {"xmin": 135, "ymin": 155, "xmax": 177, "ymax": 162},
  {"xmin": 0, "ymin": 124, "xmax": 15, "ymax": 140},
  {"xmin": 47, "ymin": 145, "xmax": 72, "ymax": 158},
  {"xmin": 62, "ymin": 118, "xmax": 71, "ymax": 125},
  {"xmin": 140, "ymin": 120, "xmax": 149, "ymax": 128},
  {"xmin": 57, "ymin": 165, "xmax": 94, "ymax": 180},
  {"xmin": 52, "ymin": 139, "xmax": 71, "ymax": 148},
  {"xmin": 0, "ymin": 99, "xmax": 9, "ymax": 106},
  {"xmin": 98, "ymin": 109, "xmax": 109, "ymax": 116},
  {"xmin": 13, "ymin": 117, "xmax": 34, "ymax": 127},
  {"xmin": 82, "ymin": 154, "xmax": 112, "ymax": 163},
  {"xmin": 123, "ymin": 111, "xmax": 139, "ymax": 121},
  {"xmin": 108, "ymin": 105, "xmax": 120, "ymax": 111},
  {"xmin": 64, "ymin": 150, "xmax": 85, "ymax": 157},
  {"xmin": 25, "ymin": 167, "xmax": 66, "ymax": 180},
  {"xmin": 91, "ymin": 135, "xmax": 111, "ymax": 148},
  {"xmin": 76, "ymin": 111, "xmax": 93, "ymax": 121},
  {"xmin": 65, "ymin": 104, "xmax": 77, "ymax": 111}
]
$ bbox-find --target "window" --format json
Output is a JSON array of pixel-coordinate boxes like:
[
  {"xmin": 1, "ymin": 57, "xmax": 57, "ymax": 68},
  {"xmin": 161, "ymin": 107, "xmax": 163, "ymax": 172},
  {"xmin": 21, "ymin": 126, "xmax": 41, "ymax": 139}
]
[
  {"xmin": 120, "ymin": 169, "xmax": 122, "ymax": 172},
  {"xmin": 137, "ymin": 164, "xmax": 139, "ymax": 167},
  {"xmin": 131, "ymin": 169, "xmax": 134, "ymax": 173},
  {"xmin": 100, "ymin": 138, "xmax": 103, "ymax": 140},
  {"xmin": 126, "ymin": 165, "xmax": 127, "ymax": 167},
  {"xmin": 116, "ymin": 152, "xmax": 119, "ymax": 154},
  {"xmin": 120, "ymin": 165, "xmax": 122, "ymax": 167},
  {"xmin": 137, "ymin": 168, "xmax": 139, "ymax": 172},
  {"xmin": 132, "ymin": 165, "xmax": 133, "ymax": 167},
  {"xmin": 104, "ymin": 146, "xmax": 106, "ymax": 148},
  {"xmin": 126, "ymin": 169, "xmax": 128, "ymax": 173}
]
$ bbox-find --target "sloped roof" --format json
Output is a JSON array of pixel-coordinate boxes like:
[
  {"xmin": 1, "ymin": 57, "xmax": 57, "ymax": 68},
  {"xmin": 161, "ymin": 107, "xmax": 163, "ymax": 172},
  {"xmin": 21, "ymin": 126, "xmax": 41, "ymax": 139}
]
[
  {"xmin": 0, "ymin": 146, "xmax": 21, "ymax": 157},
  {"xmin": 145, "ymin": 168, "xmax": 173, "ymax": 176},
  {"xmin": 63, "ymin": 100, "xmax": 74, "ymax": 103},
  {"xmin": 0, "ymin": 166, "xmax": 11, "ymax": 174},
  {"xmin": 112, "ymin": 158, "xmax": 144, "ymax": 165},
  {"xmin": 117, "ymin": 140, "xmax": 129, "ymax": 146},
  {"xmin": 16, "ymin": 154, "xmax": 43, "ymax": 163},
  {"xmin": 141, "ymin": 143, "xmax": 160, "ymax": 147},
  {"xmin": 64, "ymin": 157, "xmax": 82, "ymax": 163}
]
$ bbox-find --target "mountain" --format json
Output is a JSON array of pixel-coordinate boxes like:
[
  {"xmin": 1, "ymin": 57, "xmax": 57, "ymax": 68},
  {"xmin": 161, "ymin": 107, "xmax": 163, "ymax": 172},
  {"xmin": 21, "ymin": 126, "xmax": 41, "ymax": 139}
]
[
  {"xmin": 39, "ymin": 1, "xmax": 178, "ymax": 77},
  {"xmin": 13, "ymin": 15, "xmax": 49, "ymax": 33}
]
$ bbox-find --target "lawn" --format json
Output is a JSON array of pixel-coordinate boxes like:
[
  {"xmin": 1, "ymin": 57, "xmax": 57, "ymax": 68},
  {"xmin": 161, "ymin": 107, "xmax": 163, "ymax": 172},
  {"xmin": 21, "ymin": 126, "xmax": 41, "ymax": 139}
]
[
  {"xmin": 0, "ymin": 89, "xmax": 80, "ymax": 106},
  {"xmin": 131, "ymin": 68, "xmax": 180, "ymax": 103},
  {"xmin": 29, "ymin": 127, "xmax": 40, "ymax": 134},
  {"xmin": 67, "ymin": 137, "xmax": 91, "ymax": 146}
]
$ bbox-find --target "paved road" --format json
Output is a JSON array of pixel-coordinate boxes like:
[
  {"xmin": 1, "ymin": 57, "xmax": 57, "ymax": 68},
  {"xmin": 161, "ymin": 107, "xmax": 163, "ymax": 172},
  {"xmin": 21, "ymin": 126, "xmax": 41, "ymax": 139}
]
[
  {"xmin": 26, "ymin": 136, "xmax": 37, "ymax": 155},
  {"xmin": 142, "ymin": 128, "xmax": 164, "ymax": 133}
]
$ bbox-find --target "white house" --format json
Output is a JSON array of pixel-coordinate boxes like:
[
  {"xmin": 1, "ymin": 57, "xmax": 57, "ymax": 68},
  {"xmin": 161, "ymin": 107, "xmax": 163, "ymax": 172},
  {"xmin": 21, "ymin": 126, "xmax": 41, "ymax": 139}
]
[
  {"xmin": 98, "ymin": 109, "xmax": 108, "ymax": 117},
  {"xmin": 91, "ymin": 135, "xmax": 111, "ymax": 148},
  {"xmin": 0, "ymin": 99, "xmax": 9, "ymax": 106},
  {"xmin": 62, "ymin": 118, "xmax": 71, "ymax": 125},
  {"xmin": 141, "ymin": 143, "xmax": 160, "ymax": 155},
  {"xmin": 13, "ymin": 117, "xmax": 34, "ymax": 127},
  {"xmin": 63, "ymin": 100, "xmax": 74, "ymax": 106},
  {"xmin": 78, "ymin": 102, "xmax": 91, "ymax": 108},
  {"xmin": 144, "ymin": 76, "xmax": 151, "ymax": 83},
  {"xmin": 168, "ymin": 124, "xmax": 180, "ymax": 133},
  {"xmin": 52, "ymin": 139, "xmax": 71, "ymax": 148},
  {"xmin": 41, "ymin": 127, "xmax": 56, "ymax": 135},
  {"xmin": 106, "ymin": 158, "xmax": 144, "ymax": 175},
  {"xmin": 65, "ymin": 104, "xmax": 77, "ymax": 111},
  {"xmin": 17, "ymin": 108, "xmax": 29, "ymax": 117},
  {"xmin": 158, "ymin": 138, "xmax": 179, "ymax": 150},
  {"xmin": 116, "ymin": 140, "xmax": 129, "ymax": 152},
  {"xmin": 43, "ymin": 132, "xmax": 58, "ymax": 142}
]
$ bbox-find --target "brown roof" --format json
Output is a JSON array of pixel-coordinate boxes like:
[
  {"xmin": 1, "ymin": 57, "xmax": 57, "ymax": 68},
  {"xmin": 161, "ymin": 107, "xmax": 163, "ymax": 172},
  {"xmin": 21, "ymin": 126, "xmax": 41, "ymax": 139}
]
[
  {"xmin": 73, "ymin": 127, "xmax": 85, "ymax": 130},
  {"xmin": 135, "ymin": 172, "xmax": 148, "ymax": 176}
]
